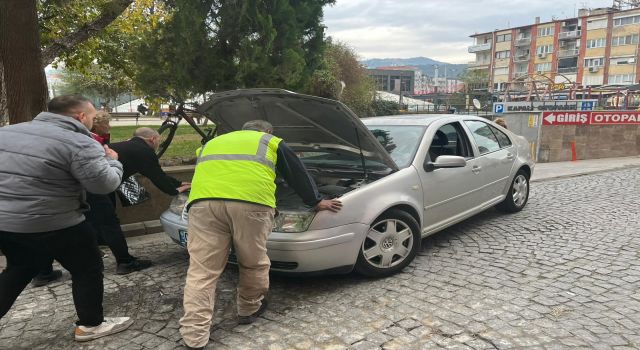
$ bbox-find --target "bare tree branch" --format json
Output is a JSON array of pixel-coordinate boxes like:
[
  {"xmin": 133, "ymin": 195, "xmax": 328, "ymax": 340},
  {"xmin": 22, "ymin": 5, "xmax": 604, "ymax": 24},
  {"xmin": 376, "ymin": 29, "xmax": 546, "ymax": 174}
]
[{"xmin": 40, "ymin": 0, "xmax": 134, "ymax": 67}]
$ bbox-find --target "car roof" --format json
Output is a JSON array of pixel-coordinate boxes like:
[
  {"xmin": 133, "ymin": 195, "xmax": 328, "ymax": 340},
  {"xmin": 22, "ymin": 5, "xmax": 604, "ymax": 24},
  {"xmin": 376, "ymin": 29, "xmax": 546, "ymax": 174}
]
[{"xmin": 361, "ymin": 114, "xmax": 488, "ymax": 126}]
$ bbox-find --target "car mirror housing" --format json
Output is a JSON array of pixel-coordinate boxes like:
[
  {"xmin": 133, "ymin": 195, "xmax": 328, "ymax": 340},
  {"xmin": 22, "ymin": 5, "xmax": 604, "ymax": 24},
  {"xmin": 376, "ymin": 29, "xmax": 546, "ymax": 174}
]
[{"xmin": 424, "ymin": 155, "xmax": 467, "ymax": 172}]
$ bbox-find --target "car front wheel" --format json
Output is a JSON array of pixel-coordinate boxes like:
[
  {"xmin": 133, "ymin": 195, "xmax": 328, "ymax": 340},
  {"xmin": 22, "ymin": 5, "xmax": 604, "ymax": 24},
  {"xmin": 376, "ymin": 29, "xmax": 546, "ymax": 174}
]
[
  {"xmin": 496, "ymin": 169, "xmax": 529, "ymax": 213},
  {"xmin": 354, "ymin": 209, "xmax": 421, "ymax": 277}
]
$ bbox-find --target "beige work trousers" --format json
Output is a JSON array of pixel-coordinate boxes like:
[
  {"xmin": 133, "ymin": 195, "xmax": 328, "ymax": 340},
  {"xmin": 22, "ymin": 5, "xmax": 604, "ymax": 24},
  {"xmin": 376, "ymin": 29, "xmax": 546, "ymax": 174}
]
[{"xmin": 179, "ymin": 200, "xmax": 274, "ymax": 348}]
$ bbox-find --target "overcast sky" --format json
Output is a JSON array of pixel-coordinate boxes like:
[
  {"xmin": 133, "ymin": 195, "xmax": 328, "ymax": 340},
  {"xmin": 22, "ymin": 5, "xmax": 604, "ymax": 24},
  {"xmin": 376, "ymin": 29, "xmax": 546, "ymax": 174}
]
[{"xmin": 324, "ymin": 0, "xmax": 614, "ymax": 63}]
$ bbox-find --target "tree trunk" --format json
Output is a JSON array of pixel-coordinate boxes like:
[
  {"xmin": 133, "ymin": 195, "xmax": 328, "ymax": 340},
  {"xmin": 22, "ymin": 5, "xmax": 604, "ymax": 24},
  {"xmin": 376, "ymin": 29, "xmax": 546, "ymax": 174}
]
[
  {"xmin": 0, "ymin": 0, "xmax": 48, "ymax": 124},
  {"xmin": 0, "ymin": 61, "xmax": 8, "ymax": 126}
]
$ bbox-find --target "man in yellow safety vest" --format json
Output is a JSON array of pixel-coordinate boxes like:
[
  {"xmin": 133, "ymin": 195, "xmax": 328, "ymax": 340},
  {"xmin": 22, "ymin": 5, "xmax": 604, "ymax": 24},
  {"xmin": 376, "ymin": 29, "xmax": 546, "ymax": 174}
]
[{"xmin": 180, "ymin": 120, "xmax": 342, "ymax": 350}]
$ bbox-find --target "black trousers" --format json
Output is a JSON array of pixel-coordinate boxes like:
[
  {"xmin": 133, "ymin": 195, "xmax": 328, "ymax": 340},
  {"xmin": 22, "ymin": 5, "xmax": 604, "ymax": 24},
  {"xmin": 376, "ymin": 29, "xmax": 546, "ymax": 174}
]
[
  {"xmin": 85, "ymin": 193, "xmax": 133, "ymax": 264},
  {"xmin": 0, "ymin": 221, "xmax": 104, "ymax": 326}
]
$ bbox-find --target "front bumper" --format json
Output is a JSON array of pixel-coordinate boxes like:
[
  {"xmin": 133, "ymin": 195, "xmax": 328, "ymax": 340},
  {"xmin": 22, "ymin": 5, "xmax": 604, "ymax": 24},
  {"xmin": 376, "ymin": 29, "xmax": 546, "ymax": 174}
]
[{"xmin": 160, "ymin": 210, "xmax": 368, "ymax": 274}]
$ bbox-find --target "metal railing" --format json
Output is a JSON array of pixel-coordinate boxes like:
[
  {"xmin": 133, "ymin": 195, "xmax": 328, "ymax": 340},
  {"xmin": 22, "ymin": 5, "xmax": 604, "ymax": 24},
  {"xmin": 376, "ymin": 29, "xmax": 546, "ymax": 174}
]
[
  {"xmin": 558, "ymin": 30, "xmax": 581, "ymax": 40},
  {"xmin": 558, "ymin": 49, "xmax": 580, "ymax": 57},
  {"xmin": 468, "ymin": 61, "xmax": 491, "ymax": 67},
  {"xmin": 513, "ymin": 54, "xmax": 530, "ymax": 62},
  {"xmin": 468, "ymin": 42, "xmax": 492, "ymax": 53},
  {"xmin": 558, "ymin": 67, "xmax": 578, "ymax": 73}
]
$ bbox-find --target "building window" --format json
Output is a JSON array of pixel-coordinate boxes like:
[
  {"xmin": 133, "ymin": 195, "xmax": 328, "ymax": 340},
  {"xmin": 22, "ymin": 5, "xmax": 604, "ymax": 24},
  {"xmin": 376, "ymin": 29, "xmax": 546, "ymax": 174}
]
[
  {"xmin": 587, "ymin": 18, "xmax": 608, "ymax": 30},
  {"xmin": 608, "ymin": 74, "xmax": 635, "ymax": 84},
  {"xmin": 537, "ymin": 27, "xmax": 554, "ymax": 37},
  {"xmin": 495, "ymin": 50, "xmax": 510, "ymax": 59},
  {"xmin": 612, "ymin": 34, "xmax": 639, "ymax": 46},
  {"xmin": 536, "ymin": 45, "xmax": 553, "ymax": 55},
  {"xmin": 613, "ymin": 15, "xmax": 640, "ymax": 27},
  {"xmin": 584, "ymin": 57, "xmax": 604, "ymax": 67},
  {"xmin": 496, "ymin": 33, "xmax": 512, "ymax": 42},
  {"xmin": 586, "ymin": 38, "xmax": 606, "ymax": 48},
  {"xmin": 610, "ymin": 56, "xmax": 636, "ymax": 65},
  {"xmin": 494, "ymin": 67, "xmax": 509, "ymax": 75},
  {"xmin": 535, "ymin": 62, "xmax": 552, "ymax": 72}
]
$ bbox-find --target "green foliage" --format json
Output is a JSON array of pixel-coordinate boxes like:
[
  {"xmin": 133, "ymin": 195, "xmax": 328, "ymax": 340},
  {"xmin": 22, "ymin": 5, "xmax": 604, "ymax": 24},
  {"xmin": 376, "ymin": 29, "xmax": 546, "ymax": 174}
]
[
  {"xmin": 60, "ymin": 65, "xmax": 134, "ymax": 106},
  {"xmin": 307, "ymin": 41, "xmax": 375, "ymax": 117},
  {"xmin": 371, "ymin": 100, "xmax": 401, "ymax": 116},
  {"xmin": 134, "ymin": 0, "xmax": 334, "ymax": 100}
]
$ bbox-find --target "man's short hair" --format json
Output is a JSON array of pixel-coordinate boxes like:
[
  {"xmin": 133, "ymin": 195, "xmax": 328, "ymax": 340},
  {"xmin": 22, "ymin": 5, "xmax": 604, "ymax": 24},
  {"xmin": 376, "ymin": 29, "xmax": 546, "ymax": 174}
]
[
  {"xmin": 48, "ymin": 95, "xmax": 92, "ymax": 115},
  {"xmin": 242, "ymin": 120, "xmax": 273, "ymax": 132},
  {"xmin": 134, "ymin": 127, "xmax": 160, "ymax": 138},
  {"xmin": 94, "ymin": 111, "xmax": 111, "ymax": 125}
]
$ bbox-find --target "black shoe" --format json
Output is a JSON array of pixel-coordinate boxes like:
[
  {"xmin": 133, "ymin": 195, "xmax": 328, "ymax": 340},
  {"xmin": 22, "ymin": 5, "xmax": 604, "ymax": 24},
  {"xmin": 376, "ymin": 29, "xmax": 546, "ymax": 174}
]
[
  {"xmin": 31, "ymin": 270, "xmax": 63, "ymax": 287},
  {"xmin": 116, "ymin": 258, "xmax": 152, "ymax": 275},
  {"xmin": 238, "ymin": 299, "xmax": 268, "ymax": 325}
]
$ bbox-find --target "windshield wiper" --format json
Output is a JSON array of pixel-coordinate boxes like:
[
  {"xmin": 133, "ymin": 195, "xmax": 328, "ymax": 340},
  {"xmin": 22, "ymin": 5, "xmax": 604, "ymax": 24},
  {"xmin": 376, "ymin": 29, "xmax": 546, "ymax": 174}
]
[{"xmin": 354, "ymin": 127, "xmax": 368, "ymax": 181}]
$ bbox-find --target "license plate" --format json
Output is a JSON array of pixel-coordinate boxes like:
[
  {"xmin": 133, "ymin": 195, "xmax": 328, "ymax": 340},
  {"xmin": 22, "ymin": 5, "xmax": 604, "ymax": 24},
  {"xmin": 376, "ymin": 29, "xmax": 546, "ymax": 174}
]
[{"xmin": 178, "ymin": 229, "xmax": 188, "ymax": 246}]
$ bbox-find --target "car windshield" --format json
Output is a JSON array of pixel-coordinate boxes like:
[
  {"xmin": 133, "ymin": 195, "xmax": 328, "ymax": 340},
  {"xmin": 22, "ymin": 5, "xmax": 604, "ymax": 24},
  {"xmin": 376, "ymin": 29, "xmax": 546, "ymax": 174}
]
[{"xmin": 365, "ymin": 125, "xmax": 425, "ymax": 167}]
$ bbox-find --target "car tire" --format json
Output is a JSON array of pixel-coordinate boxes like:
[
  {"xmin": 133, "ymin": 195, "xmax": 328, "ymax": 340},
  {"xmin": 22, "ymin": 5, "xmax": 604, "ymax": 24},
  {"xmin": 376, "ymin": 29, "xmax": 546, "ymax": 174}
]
[
  {"xmin": 354, "ymin": 209, "xmax": 421, "ymax": 277},
  {"xmin": 496, "ymin": 169, "xmax": 529, "ymax": 213}
]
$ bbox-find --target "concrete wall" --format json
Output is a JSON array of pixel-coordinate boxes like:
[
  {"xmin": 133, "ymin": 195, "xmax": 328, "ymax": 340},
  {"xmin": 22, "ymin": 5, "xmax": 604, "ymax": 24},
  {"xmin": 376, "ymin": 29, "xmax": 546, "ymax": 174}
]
[
  {"xmin": 538, "ymin": 124, "xmax": 640, "ymax": 162},
  {"xmin": 116, "ymin": 165, "xmax": 195, "ymax": 225},
  {"xmin": 493, "ymin": 112, "xmax": 541, "ymax": 160}
]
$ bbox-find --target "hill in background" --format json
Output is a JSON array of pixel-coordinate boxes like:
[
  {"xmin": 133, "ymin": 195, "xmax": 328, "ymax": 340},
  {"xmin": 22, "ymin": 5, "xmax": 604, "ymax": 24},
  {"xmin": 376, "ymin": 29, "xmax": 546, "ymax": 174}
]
[{"xmin": 362, "ymin": 57, "xmax": 467, "ymax": 78}]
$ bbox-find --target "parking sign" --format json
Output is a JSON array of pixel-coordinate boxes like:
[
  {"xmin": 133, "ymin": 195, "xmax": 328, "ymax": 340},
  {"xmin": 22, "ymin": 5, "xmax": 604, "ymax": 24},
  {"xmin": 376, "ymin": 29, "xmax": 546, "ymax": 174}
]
[
  {"xmin": 494, "ymin": 103, "xmax": 505, "ymax": 114},
  {"xmin": 580, "ymin": 101, "xmax": 594, "ymax": 111}
]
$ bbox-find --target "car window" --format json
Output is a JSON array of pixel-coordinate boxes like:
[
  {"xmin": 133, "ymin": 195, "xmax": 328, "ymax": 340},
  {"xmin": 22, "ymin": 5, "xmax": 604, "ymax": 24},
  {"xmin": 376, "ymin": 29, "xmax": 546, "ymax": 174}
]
[
  {"xmin": 427, "ymin": 122, "xmax": 472, "ymax": 162},
  {"xmin": 489, "ymin": 125, "xmax": 512, "ymax": 148},
  {"xmin": 464, "ymin": 120, "xmax": 501, "ymax": 155},
  {"xmin": 366, "ymin": 125, "xmax": 425, "ymax": 168}
]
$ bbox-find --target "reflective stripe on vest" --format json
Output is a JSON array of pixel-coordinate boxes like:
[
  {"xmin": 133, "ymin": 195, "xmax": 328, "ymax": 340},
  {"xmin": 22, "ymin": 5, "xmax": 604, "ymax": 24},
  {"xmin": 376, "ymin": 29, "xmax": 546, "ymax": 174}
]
[
  {"xmin": 188, "ymin": 131, "xmax": 282, "ymax": 208},
  {"xmin": 197, "ymin": 133, "xmax": 275, "ymax": 171}
]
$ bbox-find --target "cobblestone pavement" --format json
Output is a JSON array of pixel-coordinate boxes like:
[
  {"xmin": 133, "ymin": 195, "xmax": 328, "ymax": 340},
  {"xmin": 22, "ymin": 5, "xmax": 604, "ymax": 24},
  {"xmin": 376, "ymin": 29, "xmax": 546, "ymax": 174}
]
[{"xmin": 1, "ymin": 168, "xmax": 639, "ymax": 350}]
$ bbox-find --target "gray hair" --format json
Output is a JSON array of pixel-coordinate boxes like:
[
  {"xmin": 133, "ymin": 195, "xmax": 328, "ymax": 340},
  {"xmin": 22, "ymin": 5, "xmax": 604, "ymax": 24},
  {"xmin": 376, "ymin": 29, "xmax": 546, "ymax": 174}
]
[
  {"xmin": 134, "ymin": 127, "xmax": 160, "ymax": 138},
  {"xmin": 242, "ymin": 120, "xmax": 273, "ymax": 132}
]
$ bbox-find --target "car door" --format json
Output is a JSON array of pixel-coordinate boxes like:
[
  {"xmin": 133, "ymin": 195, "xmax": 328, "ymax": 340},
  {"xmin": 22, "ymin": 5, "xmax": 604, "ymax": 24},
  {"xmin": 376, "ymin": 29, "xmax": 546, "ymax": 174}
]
[
  {"xmin": 419, "ymin": 121, "xmax": 487, "ymax": 234},
  {"xmin": 463, "ymin": 120, "xmax": 515, "ymax": 202}
]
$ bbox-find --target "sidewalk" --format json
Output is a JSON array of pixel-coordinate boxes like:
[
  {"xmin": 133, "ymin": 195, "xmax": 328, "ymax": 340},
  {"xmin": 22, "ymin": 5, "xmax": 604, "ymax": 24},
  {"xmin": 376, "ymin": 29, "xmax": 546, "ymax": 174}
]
[{"xmin": 531, "ymin": 155, "xmax": 640, "ymax": 182}]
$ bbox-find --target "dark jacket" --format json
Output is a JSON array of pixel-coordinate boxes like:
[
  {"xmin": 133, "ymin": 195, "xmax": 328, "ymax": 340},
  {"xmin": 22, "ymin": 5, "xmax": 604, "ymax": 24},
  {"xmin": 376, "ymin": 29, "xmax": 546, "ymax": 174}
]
[
  {"xmin": 276, "ymin": 141, "xmax": 323, "ymax": 207},
  {"xmin": 0, "ymin": 112, "xmax": 123, "ymax": 233},
  {"xmin": 110, "ymin": 137, "xmax": 181, "ymax": 195}
]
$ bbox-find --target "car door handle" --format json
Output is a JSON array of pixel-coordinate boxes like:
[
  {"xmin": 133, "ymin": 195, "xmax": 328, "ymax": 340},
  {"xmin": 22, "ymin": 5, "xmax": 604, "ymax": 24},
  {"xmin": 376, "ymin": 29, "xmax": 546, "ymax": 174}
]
[
  {"xmin": 506, "ymin": 153, "xmax": 515, "ymax": 160},
  {"xmin": 472, "ymin": 165, "xmax": 482, "ymax": 174}
]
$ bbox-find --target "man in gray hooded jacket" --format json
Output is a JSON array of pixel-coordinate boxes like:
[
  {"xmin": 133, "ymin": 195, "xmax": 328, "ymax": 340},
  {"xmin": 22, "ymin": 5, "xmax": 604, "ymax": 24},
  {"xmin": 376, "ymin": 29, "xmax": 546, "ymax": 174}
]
[{"xmin": 0, "ymin": 95, "xmax": 134, "ymax": 342}]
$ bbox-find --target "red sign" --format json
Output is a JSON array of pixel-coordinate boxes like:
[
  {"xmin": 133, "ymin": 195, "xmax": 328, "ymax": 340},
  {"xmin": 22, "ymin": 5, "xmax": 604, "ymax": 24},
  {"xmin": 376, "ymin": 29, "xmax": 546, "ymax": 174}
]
[
  {"xmin": 590, "ymin": 111, "xmax": 640, "ymax": 125},
  {"xmin": 542, "ymin": 112, "xmax": 590, "ymax": 125}
]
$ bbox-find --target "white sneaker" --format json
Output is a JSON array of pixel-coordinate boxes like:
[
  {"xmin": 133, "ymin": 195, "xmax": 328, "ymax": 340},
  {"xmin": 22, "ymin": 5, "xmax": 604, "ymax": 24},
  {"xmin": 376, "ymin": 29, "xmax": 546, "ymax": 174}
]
[{"xmin": 74, "ymin": 317, "xmax": 134, "ymax": 342}]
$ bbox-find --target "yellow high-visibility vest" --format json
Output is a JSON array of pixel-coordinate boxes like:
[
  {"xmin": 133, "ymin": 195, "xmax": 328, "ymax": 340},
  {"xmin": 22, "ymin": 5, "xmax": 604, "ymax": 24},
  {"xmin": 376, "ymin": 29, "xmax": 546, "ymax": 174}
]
[{"xmin": 188, "ymin": 130, "xmax": 282, "ymax": 208}]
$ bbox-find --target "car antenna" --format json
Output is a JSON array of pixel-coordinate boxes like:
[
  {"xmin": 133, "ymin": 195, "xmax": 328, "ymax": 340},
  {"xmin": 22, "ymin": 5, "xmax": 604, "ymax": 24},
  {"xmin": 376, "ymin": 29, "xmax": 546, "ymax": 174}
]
[{"xmin": 354, "ymin": 127, "xmax": 368, "ymax": 181}]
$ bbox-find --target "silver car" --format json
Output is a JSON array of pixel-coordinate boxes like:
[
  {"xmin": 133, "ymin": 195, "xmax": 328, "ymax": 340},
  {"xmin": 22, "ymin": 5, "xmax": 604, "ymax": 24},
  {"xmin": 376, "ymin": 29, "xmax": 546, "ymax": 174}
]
[{"xmin": 160, "ymin": 89, "xmax": 534, "ymax": 277}]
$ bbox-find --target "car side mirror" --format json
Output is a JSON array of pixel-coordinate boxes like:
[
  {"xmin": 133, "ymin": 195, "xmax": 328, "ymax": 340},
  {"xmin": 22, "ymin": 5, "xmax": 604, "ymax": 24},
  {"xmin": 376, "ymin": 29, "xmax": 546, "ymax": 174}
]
[{"xmin": 424, "ymin": 155, "xmax": 467, "ymax": 172}]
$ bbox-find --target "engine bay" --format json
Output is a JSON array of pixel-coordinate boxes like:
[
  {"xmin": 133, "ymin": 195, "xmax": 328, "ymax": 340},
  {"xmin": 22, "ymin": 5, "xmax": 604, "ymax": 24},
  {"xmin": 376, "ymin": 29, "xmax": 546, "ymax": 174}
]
[{"xmin": 275, "ymin": 167, "xmax": 386, "ymax": 210}]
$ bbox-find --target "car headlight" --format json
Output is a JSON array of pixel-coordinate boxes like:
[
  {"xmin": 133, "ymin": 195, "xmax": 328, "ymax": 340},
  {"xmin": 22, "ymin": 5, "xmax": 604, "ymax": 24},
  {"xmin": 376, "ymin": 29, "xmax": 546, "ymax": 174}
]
[
  {"xmin": 273, "ymin": 211, "xmax": 315, "ymax": 233},
  {"xmin": 169, "ymin": 192, "xmax": 189, "ymax": 218}
]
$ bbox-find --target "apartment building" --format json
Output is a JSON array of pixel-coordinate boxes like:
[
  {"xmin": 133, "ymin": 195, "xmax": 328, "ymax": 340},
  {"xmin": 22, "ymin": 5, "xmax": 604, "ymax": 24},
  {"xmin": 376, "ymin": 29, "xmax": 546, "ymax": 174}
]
[{"xmin": 468, "ymin": 6, "xmax": 640, "ymax": 93}]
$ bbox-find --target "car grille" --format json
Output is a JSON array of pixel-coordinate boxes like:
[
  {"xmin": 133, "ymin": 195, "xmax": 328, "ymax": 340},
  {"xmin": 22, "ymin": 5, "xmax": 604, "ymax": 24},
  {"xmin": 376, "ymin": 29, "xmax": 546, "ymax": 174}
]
[{"xmin": 228, "ymin": 251, "xmax": 298, "ymax": 270}]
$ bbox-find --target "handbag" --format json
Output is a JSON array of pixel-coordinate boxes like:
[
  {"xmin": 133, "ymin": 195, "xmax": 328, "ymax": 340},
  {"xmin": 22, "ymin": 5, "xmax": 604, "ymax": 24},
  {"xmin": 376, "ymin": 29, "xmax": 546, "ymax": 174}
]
[{"xmin": 116, "ymin": 176, "xmax": 151, "ymax": 207}]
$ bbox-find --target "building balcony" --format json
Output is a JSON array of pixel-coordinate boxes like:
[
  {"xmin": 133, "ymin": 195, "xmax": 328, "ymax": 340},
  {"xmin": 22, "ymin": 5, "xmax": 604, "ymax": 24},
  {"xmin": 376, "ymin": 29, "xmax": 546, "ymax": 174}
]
[
  {"xmin": 558, "ymin": 49, "xmax": 579, "ymax": 58},
  {"xmin": 513, "ymin": 54, "xmax": 530, "ymax": 62},
  {"xmin": 514, "ymin": 71, "xmax": 529, "ymax": 79},
  {"xmin": 467, "ymin": 61, "xmax": 490, "ymax": 67},
  {"xmin": 468, "ymin": 42, "xmax": 492, "ymax": 53},
  {"xmin": 558, "ymin": 67, "xmax": 578, "ymax": 74},
  {"xmin": 515, "ymin": 38, "xmax": 531, "ymax": 46},
  {"xmin": 558, "ymin": 30, "xmax": 581, "ymax": 40}
]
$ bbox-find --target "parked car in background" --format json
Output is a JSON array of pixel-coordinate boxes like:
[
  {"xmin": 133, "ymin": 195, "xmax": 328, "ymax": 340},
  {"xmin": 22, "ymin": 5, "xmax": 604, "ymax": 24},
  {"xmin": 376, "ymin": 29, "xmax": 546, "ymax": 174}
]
[{"xmin": 161, "ymin": 89, "xmax": 534, "ymax": 277}]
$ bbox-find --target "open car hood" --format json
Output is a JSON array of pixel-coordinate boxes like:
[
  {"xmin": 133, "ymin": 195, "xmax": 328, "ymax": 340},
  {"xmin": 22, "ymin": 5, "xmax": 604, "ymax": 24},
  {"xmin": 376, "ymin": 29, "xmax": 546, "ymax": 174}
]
[{"xmin": 197, "ymin": 89, "xmax": 398, "ymax": 171}]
